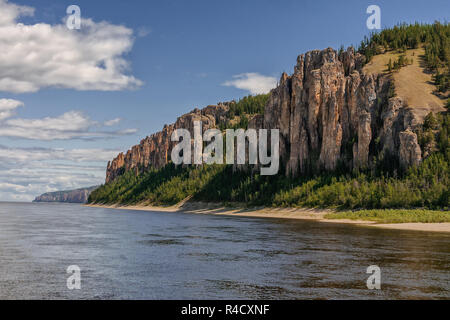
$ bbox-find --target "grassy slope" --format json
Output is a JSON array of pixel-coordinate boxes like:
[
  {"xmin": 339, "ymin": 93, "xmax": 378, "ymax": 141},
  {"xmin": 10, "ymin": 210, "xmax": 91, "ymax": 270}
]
[{"xmin": 363, "ymin": 47, "xmax": 445, "ymax": 121}]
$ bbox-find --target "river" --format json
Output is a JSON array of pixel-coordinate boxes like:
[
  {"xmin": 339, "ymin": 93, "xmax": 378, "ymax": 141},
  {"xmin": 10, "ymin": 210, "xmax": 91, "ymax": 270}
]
[{"xmin": 0, "ymin": 202, "xmax": 448, "ymax": 299}]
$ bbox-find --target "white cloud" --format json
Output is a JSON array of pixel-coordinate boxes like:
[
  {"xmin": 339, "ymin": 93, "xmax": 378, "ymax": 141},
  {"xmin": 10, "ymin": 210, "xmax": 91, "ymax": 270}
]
[
  {"xmin": 0, "ymin": 0, "xmax": 34, "ymax": 26},
  {"xmin": 104, "ymin": 118, "xmax": 121, "ymax": 126},
  {"xmin": 6, "ymin": 110, "xmax": 93, "ymax": 131},
  {"xmin": 0, "ymin": 145, "xmax": 120, "ymax": 201},
  {"xmin": 0, "ymin": 100, "xmax": 138, "ymax": 140},
  {"xmin": 0, "ymin": 98, "xmax": 23, "ymax": 120},
  {"xmin": 223, "ymin": 73, "xmax": 277, "ymax": 95},
  {"xmin": 0, "ymin": 0, "xmax": 142, "ymax": 93},
  {"xmin": 0, "ymin": 1, "xmax": 142, "ymax": 201},
  {"xmin": 0, "ymin": 171, "xmax": 102, "ymax": 202},
  {"xmin": 0, "ymin": 145, "xmax": 120, "ymax": 163}
]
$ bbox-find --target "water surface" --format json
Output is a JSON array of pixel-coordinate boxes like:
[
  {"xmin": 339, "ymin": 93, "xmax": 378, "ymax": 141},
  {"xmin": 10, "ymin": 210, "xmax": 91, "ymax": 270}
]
[{"xmin": 0, "ymin": 202, "xmax": 448, "ymax": 299}]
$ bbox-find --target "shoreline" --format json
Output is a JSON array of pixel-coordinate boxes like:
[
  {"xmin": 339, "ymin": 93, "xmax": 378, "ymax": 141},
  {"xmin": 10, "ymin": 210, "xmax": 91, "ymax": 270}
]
[{"xmin": 85, "ymin": 203, "xmax": 450, "ymax": 233}]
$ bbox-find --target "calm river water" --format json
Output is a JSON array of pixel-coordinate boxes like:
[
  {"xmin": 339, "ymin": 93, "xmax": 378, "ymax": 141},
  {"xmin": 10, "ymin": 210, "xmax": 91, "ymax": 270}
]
[{"xmin": 0, "ymin": 202, "xmax": 448, "ymax": 299}]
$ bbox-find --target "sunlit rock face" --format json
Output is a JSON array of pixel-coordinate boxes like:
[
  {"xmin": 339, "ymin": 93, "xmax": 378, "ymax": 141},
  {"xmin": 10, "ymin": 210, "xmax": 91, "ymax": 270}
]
[
  {"xmin": 105, "ymin": 103, "xmax": 230, "ymax": 183},
  {"xmin": 262, "ymin": 47, "xmax": 420, "ymax": 175},
  {"xmin": 105, "ymin": 47, "xmax": 422, "ymax": 183}
]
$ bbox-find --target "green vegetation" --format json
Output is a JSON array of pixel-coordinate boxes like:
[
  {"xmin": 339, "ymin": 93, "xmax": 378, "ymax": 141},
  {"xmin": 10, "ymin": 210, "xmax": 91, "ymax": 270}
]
[
  {"xmin": 225, "ymin": 114, "xmax": 249, "ymax": 130},
  {"xmin": 325, "ymin": 209, "xmax": 450, "ymax": 223},
  {"xmin": 387, "ymin": 58, "xmax": 392, "ymax": 72},
  {"xmin": 228, "ymin": 94, "xmax": 270, "ymax": 117},
  {"xmin": 219, "ymin": 94, "xmax": 269, "ymax": 130},
  {"xmin": 88, "ymin": 24, "xmax": 450, "ymax": 218},
  {"xmin": 88, "ymin": 163, "xmax": 209, "ymax": 205},
  {"xmin": 359, "ymin": 22, "xmax": 449, "ymax": 94},
  {"xmin": 89, "ymin": 112, "xmax": 450, "ymax": 210},
  {"xmin": 387, "ymin": 54, "xmax": 412, "ymax": 72},
  {"xmin": 417, "ymin": 112, "xmax": 449, "ymax": 160}
]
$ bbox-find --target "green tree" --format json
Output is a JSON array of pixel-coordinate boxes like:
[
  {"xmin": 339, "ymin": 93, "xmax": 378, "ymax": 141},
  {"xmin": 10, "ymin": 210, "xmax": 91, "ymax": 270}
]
[
  {"xmin": 387, "ymin": 58, "xmax": 393, "ymax": 72},
  {"xmin": 424, "ymin": 112, "xmax": 438, "ymax": 130}
]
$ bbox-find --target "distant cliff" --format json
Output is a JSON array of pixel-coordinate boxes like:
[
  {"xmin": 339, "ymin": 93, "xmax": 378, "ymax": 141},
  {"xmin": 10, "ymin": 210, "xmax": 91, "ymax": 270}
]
[{"xmin": 33, "ymin": 186, "xmax": 99, "ymax": 204}]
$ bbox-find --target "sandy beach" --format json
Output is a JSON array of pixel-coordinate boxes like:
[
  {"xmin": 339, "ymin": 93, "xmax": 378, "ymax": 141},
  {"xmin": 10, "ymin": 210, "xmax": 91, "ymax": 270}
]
[{"xmin": 86, "ymin": 202, "xmax": 450, "ymax": 233}]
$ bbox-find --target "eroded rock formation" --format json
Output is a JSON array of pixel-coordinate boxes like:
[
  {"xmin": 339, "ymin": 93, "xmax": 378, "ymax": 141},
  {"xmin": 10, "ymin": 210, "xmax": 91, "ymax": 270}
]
[
  {"xmin": 106, "ymin": 103, "xmax": 230, "ymax": 183},
  {"xmin": 261, "ymin": 47, "xmax": 421, "ymax": 175},
  {"xmin": 105, "ymin": 47, "xmax": 423, "ymax": 183}
]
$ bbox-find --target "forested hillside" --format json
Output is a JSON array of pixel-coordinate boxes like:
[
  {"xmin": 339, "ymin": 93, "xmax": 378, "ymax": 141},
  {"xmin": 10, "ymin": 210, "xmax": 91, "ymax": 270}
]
[
  {"xmin": 90, "ymin": 112, "xmax": 448, "ymax": 209},
  {"xmin": 89, "ymin": 22, "xmax": 449, "ymax": 210}
]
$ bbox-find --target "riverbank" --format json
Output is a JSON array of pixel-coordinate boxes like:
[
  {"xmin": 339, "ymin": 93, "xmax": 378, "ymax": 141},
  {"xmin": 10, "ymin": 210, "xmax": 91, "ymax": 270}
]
[{"xmin": 86, "ymin": 202, "xmax": 450, "ymax": 233}]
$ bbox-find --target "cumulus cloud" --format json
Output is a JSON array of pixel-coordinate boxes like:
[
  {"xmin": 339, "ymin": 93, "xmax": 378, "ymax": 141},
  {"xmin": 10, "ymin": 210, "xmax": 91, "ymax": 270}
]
[
  {"xmin": 0, "ymin": 0, "xmax": 34, "ymax": 26},
  {"xmin": 0, "ymin": 0, "xmax": 142, "ymax": 93},
  {"xmin": 223, "ymin": 73, "xmax": 277, "ymax": 95},
  {"xmin": 0, "ymin": 98, "xmax": 23, "ymax": 120},
  {"xmin": 0, "ymin": 100, "xmax": 137, "ymax": 140}
]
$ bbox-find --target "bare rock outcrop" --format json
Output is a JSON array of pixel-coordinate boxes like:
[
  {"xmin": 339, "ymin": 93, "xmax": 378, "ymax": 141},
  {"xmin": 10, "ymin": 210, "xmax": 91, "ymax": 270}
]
[
  {"xmin": 399, "ymin": 129, "xmax": 422, "ymax": 168},
  {"xmin": 260, "ymin": 47, "xmax": 421, "ymax": 175},
  {"xmin": 106, "ymin": 103, "xmax": 230, "ymax": 183},
  {"xmin": 105, "ymin": 47, "xmax": 423, "ymax": 183}
]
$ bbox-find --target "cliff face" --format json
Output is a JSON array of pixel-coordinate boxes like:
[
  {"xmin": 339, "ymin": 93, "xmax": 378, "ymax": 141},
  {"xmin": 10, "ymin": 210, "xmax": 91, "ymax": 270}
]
[
  {"xmin": 105, "ymin": 47, "xmax": 422, "ymax": 183},
  {"xmin": 262, "ymin": 47, "xmax": 421, "ymax": 175},
  {"xmin": 106, "ymin": 104, "xmax": 230, "ymax": 183},
  {"xmin": 33, "ymin": 186, "xmax": 99, "ymax": 204}
]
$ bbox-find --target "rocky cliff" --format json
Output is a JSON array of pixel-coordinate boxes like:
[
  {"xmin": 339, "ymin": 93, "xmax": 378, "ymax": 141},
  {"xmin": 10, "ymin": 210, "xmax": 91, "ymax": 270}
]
[
  {"xmin": 262, "ymin": 47, "xmax": 421, "ymax": 175},
  {"xmin": 105, "ymin": 47, "xmax": 422, "ymax": 183},
  {"xmin": 106, "ymin": 103, "xmax": 230, "ymax": 183},
  {"xmin": 33, "ymin": 186, "xmax": 99, "ymax": 204}
]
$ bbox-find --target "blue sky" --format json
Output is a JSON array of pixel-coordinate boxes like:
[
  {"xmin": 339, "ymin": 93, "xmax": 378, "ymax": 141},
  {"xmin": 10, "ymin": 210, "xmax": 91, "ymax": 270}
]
[{"xmin": 0, "ymin": 0, "xmax": 448, "ymax": 201}]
